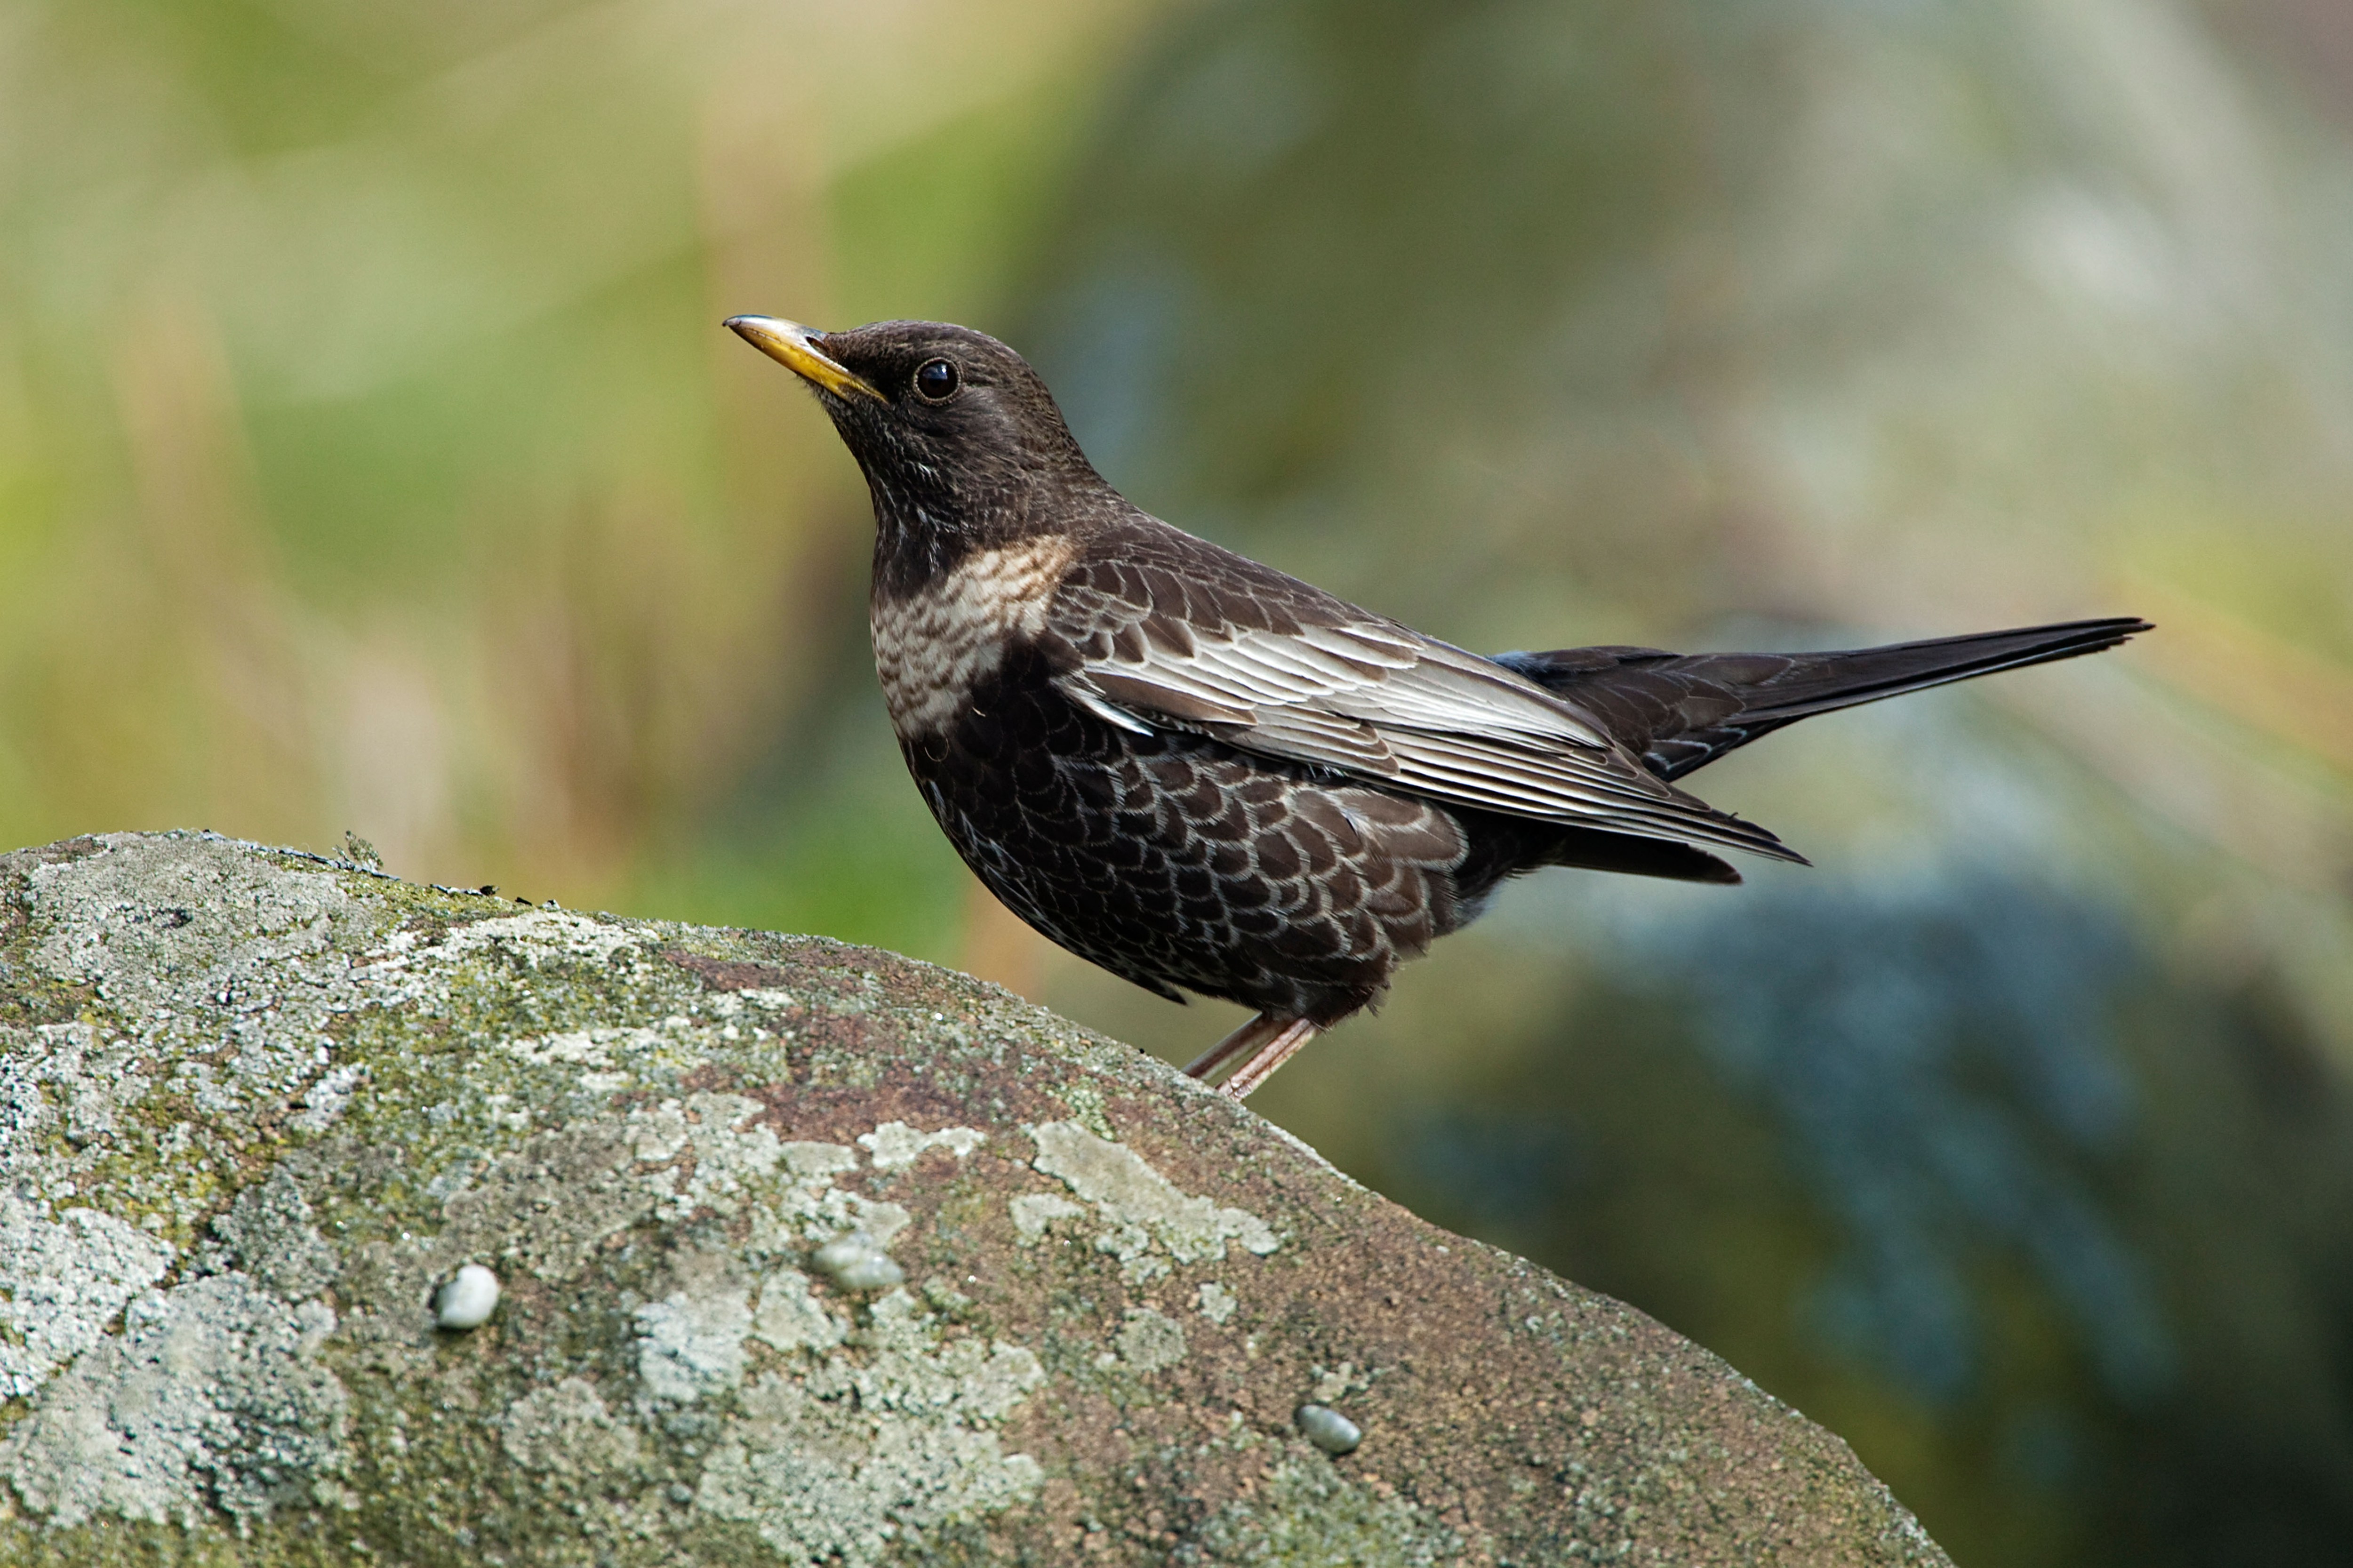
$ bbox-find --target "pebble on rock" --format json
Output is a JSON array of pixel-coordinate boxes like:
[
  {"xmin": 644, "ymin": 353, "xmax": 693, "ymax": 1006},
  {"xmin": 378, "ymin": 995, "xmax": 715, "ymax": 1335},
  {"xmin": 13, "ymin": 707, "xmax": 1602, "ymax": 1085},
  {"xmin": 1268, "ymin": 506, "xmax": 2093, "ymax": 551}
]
[
  {"xmin": 810, "ymin": 1232, "xmax": 906, "ymax": 1293},
  {"xmin": 432, "ymin": 1264, "xmax": 502, "ymax": 1330},
  {"xmin": 1295, "ymin": 1402, "xmax": 1363, "ymax": 1455}
]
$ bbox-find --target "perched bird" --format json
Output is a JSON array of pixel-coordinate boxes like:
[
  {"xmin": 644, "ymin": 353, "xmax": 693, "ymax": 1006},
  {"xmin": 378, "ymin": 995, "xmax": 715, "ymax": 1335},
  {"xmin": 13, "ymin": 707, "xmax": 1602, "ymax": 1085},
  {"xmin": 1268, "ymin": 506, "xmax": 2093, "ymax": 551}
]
[{"xmin": 727, "ymin": 315, "xmax": 2148, "ymax": 1099}]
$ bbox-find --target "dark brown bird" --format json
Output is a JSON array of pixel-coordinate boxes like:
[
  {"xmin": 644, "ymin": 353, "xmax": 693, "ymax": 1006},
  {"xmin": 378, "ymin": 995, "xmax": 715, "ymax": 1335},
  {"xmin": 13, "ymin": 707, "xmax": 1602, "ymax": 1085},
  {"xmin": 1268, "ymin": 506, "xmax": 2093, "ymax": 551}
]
[{"xmin": 727, "ymin": 315, "xmax": 2148, "ymax": 1098}]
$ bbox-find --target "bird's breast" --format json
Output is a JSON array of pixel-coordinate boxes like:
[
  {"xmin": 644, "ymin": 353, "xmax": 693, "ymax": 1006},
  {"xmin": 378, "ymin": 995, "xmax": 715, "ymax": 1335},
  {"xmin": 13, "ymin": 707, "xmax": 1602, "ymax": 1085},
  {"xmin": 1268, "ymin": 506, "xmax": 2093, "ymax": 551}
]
[{"xmin": 870, "ymin": 535, "xmax": 1080, "ymax": 738}]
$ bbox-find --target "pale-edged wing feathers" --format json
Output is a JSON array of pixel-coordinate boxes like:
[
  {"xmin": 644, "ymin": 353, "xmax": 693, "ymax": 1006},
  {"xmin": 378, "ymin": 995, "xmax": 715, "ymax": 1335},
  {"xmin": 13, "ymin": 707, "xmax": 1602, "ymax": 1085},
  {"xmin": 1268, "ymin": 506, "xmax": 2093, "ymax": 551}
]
[{"xmin": 1047, "ymin": 521, "xmax": 1803, "ymax": 865}]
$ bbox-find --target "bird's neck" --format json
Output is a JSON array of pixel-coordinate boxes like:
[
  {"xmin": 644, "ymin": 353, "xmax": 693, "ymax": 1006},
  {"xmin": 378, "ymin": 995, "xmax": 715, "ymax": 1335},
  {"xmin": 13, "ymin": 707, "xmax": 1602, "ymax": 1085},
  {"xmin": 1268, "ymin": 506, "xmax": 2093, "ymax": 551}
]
[{"xmin": 864, "ymin": 462, "xmax": 1123, "ymax": 600}]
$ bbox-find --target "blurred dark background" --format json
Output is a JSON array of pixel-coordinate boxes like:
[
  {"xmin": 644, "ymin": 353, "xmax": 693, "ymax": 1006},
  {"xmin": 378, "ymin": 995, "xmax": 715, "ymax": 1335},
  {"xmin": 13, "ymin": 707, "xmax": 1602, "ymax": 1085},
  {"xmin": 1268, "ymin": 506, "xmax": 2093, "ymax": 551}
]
[{"xmin": 7, "ymin": 2, "xmax": 2353, "ymax": 1562}]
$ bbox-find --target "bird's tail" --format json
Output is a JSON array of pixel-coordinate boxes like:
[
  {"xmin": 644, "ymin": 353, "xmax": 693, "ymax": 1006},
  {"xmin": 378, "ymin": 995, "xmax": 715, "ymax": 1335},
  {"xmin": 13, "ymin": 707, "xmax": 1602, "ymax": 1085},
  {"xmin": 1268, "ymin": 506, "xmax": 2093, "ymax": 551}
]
[{"xmin": 1497, "ymin": 616, "xmax": 2151, "ymax": 782}]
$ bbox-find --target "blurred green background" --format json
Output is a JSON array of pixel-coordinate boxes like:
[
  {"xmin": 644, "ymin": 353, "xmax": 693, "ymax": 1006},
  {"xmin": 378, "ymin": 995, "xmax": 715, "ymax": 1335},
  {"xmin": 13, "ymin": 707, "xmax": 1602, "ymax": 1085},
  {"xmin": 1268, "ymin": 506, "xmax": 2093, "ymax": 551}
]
[{"xmin": 7, "ymin": 0, "xmax": 2353, "ymax": 1561}]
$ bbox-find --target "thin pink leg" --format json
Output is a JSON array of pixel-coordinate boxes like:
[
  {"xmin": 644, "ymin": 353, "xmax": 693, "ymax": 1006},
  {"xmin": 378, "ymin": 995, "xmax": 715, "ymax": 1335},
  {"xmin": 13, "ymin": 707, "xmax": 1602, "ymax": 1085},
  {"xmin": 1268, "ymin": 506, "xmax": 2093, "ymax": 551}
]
[
  {"xmin": 1184, "ymin": 1011, "xmax": 1284, "ymax": 1081},
  {"xmin": 1214, "ymin": 1016, "xmax": 1321, "ymax": 1100}
]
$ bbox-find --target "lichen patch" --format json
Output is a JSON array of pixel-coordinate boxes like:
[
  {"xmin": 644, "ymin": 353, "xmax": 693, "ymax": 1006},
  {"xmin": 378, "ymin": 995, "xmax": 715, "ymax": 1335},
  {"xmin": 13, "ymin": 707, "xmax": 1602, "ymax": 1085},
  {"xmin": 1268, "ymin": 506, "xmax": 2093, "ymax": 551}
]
[
  {"xmin": 695, "ymin": 1288, "xmax": 1046, "ymax": 1565},
  {"xmin": 1195, "ymin": 1456, "xmax": 1457, "ymax": 1565},
  {"xmin": 501, "ymin": 1377, "xmax": 645, "ymax": 1476},
  {"xmin": 781, "ymin": 1142, "xmax": 859, "ymax": 1179},
  {"xmin": 0, "ymin": 1272, "xmax": 349, "ymax": 1532},
  {"xmin": 857, "ymin": 1120, "xmax": 985, "ymax": 1168},
  {"xmin": 201, "ymin": 1168, "xmax": 337, "ymax": 1299},
  {"xmin": 26, "ymin": 837, "xmax": 352, "ymax": 1022},
  {"xmin": 0, "ymin": 1196, "xmax": 174, "ymax": 1400},
  {"xmin": 0, "ymin": 1023, "xmax": 145, "ymax": 1176},
  {"xmin": 631, "ymin": 1093, "xmax": 786, "ymax": 1220},
  {"xmin": 1027, "ymin": 1120, "xmax": 1281, "ymax": 1281},
  {"xmin": 288, "ymin": 1063, "xmax": 366, "ymax": 1133},
  {"xmin": 504, "ymin": 1027, "xmax": 653, "ymax": 1069},
  {"xmin": 1312, "ymin": 1360, "xmax": 1374, "ymax": 1404},
  {"xmin": 637, "ymin": 1285, "xmax": 755, "ymax": 1402},
  {"xmin": 434, "ymin": 1120, "xmax": 654, "ymax": 1284},
  {"xmin": 1114, "ymin": 1307, "xmax": 1188, "ymax": 1373},
  {"xmin": 1009, "ymin": 1192, "xmax": 1085, "ymax": 1242},
  {"xmin": 427, "ymin": 907, "xmax": 645, "ymax": 969},
  {"xmin": 751, "ymin": 1268, "xmax": 847, "ymax": 1354}
]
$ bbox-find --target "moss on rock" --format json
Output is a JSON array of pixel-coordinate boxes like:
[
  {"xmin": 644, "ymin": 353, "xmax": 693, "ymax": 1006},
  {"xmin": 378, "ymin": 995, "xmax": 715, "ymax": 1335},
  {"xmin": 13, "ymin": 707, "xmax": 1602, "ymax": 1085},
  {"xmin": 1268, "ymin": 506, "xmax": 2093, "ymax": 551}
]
[{"xmin": 0, "ymin": 832, "xmax": 1950, "ymax": 1565}]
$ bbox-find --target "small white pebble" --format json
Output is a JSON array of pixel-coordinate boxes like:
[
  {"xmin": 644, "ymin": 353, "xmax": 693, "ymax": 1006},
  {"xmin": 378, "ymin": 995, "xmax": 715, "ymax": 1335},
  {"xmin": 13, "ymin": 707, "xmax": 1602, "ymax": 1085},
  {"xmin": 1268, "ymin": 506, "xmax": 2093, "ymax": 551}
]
[
  {"xmin": 811, "ymin": 1233, "xmax": 905, "ymax": 1293},
  {"xmin": 432, "ymin": 1264, "xmax": 501, "ymax": 1330},
  {"xmin": 1296, "ymin": 1403, "xmax": 1362, "ymax": 1455}
]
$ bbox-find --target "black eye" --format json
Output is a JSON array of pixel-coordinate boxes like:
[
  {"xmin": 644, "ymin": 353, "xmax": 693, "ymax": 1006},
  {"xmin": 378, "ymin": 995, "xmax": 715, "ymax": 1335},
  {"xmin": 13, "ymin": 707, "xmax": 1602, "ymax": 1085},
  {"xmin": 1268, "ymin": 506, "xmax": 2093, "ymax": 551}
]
[{"xmin": 913, "ymin": 358, "xmax": 959, "ymax": 401}]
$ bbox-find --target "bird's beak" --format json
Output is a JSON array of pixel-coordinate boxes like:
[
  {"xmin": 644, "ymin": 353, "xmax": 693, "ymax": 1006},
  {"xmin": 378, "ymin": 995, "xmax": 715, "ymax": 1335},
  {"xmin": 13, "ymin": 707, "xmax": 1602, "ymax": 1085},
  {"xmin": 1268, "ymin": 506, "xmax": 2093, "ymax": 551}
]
[{"xmin": 724, "ymin": 316, "xmax": 885, "ymax": 403}]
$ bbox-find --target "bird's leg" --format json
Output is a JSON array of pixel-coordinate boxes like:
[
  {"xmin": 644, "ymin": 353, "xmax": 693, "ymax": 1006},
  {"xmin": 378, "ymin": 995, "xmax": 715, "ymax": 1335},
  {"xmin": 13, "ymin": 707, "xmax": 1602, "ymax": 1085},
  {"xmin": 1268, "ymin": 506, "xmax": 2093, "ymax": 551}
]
[
  {"xmin": 1184, "ymin": 1013, "xmax": 1321, "ymax": 1100},
  {"xmin": 1217, "ymin": 1017, "xmax": 1320, "ymax": 1098},
  {"xmin": 1183, "ymin": 1012, "xmax": 1284, "ymax": 1082}
]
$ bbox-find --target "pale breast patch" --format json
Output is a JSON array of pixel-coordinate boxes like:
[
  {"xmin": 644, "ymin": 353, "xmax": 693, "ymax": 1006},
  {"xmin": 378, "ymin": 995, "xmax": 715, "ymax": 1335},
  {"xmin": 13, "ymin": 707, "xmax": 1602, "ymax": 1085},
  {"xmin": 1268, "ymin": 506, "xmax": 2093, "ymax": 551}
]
[{"xmin": 872, "ymin": 536, "xmax": 1079, "ymax": 737}]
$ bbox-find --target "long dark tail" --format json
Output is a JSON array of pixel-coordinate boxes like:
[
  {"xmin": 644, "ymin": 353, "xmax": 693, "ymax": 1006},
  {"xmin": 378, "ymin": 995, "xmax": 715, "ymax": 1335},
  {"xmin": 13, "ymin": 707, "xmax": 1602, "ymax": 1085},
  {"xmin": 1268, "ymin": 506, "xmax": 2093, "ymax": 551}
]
[{"xmin": 1495, "ymin": 616, "xmax": 2150, "ymax": 783}]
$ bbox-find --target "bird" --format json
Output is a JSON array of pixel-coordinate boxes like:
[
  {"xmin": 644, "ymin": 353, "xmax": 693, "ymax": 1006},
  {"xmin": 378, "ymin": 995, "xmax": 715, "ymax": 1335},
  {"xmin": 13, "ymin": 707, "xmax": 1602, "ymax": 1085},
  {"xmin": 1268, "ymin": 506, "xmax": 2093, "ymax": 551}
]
[{"xmin": 726, "ymin": 314, "xmax": 2149, "ymax": 1100}]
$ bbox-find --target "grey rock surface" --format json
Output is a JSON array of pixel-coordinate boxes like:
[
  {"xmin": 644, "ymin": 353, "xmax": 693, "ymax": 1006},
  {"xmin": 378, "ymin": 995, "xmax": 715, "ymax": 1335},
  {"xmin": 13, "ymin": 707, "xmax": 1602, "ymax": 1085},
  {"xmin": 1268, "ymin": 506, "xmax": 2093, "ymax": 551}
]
[{"xmin": 0, "ymin": 831, "xmax": 1950, "ymax": 1565}]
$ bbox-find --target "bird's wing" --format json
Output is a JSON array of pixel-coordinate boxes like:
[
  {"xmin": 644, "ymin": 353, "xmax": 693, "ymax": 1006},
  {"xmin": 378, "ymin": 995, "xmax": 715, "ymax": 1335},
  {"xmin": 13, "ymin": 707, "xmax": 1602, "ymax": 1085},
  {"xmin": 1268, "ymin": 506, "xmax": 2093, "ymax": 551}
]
[{"xmin": 1046, "ymin": 527, "xmax": 1800, "ymax": 863}]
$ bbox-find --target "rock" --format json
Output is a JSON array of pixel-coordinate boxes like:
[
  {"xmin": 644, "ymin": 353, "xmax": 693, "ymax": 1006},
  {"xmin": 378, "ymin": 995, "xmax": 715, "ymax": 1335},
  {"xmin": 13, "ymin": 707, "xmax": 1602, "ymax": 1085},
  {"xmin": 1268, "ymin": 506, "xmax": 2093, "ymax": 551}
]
[
  {"xmin": 1295, "ymin": 1403, "xmax": 1362, "ymax": 1456},
  {"xmin": 433, "ymin": 1264, "xmax": 502, "ymax": 1330},
  {"xmin": 0, "ymin": 831, "xmax": 1949, "ymax": 1565}
]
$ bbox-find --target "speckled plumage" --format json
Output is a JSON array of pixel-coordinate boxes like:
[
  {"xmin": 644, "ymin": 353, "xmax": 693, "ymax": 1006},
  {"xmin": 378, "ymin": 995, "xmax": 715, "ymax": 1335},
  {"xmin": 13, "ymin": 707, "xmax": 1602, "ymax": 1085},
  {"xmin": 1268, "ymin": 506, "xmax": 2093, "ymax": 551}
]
[
  {"xmin": 903, "ymin": 630, "xmax": 1468, "ymax": 1024},
  {"xmin": 729, "ymin": 315, "xmax": 2148, "ymax": 1093}
]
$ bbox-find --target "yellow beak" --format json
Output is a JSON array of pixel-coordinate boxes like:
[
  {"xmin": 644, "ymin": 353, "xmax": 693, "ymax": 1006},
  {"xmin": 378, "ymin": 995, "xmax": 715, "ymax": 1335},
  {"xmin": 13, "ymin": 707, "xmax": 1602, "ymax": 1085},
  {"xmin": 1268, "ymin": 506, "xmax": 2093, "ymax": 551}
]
[{"xmin": 724, "ymin": 316, "xmax": 885, "ymax": 403}]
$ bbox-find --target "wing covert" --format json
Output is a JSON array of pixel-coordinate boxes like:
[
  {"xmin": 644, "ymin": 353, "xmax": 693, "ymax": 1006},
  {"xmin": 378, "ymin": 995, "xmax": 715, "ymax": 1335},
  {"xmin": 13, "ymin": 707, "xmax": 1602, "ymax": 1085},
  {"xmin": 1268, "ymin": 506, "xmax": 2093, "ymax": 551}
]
[{"xmin": 1045, "ymin": 528, "xmax": 1800, "ymax": 864}]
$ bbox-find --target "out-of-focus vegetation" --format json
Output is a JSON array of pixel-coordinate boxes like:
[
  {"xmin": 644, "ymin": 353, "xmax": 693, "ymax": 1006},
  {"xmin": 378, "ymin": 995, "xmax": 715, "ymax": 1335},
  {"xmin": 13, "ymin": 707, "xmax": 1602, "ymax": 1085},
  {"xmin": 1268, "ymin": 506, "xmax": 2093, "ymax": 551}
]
[
  {"xmin": 6, "ymin": 0, "xmax": 2353, "ymax": 1563},
  {"xmin": 1017, "ymin": 4, "xmax": 2353, "ymax": 1563},
  {"xmin": 0, "ymin": 0, "xmax": 1137, "ymax": 933}
]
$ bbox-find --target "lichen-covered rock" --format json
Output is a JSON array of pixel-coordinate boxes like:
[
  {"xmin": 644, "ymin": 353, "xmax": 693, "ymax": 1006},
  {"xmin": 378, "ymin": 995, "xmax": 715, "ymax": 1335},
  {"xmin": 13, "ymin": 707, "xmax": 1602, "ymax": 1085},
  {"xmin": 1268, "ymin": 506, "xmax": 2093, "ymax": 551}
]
[{"xmin": 0, "ymin": 832, "xmax": 1950, "ymax": 1565}]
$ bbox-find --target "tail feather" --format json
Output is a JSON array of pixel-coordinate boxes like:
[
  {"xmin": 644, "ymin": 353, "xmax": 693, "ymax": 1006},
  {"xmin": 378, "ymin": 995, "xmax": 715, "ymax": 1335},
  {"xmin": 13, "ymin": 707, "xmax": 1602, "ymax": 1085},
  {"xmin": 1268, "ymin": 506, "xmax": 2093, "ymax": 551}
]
[{"xmin": 1496, "ymin": 616, "xmax": 2150, "ymax": 781}]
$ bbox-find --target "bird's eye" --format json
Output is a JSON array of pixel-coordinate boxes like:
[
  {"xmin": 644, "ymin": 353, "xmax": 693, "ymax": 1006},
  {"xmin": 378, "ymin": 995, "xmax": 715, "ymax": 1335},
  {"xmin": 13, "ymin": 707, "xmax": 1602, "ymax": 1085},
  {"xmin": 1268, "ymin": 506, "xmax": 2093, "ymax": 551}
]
[{"xmin": 913, "ymin": 358, "xmax": 959, "ymax": 401}]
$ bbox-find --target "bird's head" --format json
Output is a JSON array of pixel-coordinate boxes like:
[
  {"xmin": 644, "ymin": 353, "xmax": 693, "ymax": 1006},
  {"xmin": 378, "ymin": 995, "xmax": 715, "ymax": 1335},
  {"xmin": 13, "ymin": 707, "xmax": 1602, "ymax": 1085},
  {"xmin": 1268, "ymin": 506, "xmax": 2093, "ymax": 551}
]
[{"xmin": 726, "ymin": 316, "xmax": 1106, "ymax": 571}]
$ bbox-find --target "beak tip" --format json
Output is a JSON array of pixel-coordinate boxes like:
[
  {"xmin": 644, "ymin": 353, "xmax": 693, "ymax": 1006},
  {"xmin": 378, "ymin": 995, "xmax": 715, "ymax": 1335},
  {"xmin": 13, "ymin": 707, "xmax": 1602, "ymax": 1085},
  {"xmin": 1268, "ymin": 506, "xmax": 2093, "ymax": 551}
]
[{"xmin": 725, "ymin": 313, "xmax": 879, "ymax": 403}]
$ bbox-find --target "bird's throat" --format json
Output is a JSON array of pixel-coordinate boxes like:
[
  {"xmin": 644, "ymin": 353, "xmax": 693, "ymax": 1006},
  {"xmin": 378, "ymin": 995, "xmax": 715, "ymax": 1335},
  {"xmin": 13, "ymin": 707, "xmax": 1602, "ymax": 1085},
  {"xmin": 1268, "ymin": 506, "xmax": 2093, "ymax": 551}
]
[{"xmin": 870, "ymin": 533, "xmax": 1080, "ymax": 740}]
